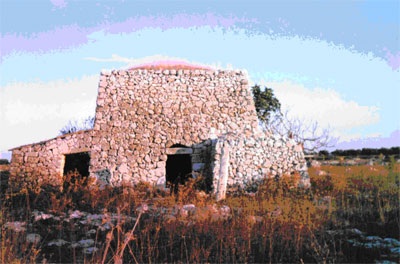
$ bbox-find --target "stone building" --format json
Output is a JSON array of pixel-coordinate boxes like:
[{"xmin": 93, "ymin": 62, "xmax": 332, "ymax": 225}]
[{"xmin": 9, "ymin": 62, "xmax": 309, "ymax": 198}]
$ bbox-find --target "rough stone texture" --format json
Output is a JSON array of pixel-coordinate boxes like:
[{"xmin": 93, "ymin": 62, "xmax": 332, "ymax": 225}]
[
  {"xmin": 9, "ymin": 130, "xmax": 93, "ymax": 187},
  {"xmin": 9, "ymin": 64, "xmax": 309, "ymax": 192},
  {"xmin": 88, "ymin": 67, "xmax": 259, "ymax": 187},
  {"xmin": 212, "ymin": 132, "xmax": 309, "ymax": 193}
]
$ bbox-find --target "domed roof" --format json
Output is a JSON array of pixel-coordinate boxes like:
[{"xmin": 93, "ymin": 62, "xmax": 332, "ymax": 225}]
[{"xmin": 129, "ymin": 60, "xmax": 213, "ymax": 70}]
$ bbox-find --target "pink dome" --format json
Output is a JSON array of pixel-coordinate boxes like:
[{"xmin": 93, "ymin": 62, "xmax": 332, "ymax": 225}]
[{"xmin": 129, "ymin": 60, "xmax": 213, "ymax": 70}]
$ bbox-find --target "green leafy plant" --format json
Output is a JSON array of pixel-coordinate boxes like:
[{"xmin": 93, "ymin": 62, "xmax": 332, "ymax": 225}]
[{"xmin": 251, "ymin": 84, "xmax": 281, "ymax": 124}]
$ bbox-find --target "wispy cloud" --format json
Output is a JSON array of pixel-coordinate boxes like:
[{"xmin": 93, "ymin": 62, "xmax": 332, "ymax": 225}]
[
  {"xmin": 1, "ymin": 24, "xmax": 89, "ymax": 61},
  {"xmin": 334, "ymin": 130, "xmax": 400, "ymax": 150},
  {"xmin": 384, "ymin": 49, "xmax": 400, "ymax": 71},
  {"xmin": 0, "ymin": 75, "xmax": 98, "ymax": 151},
  {"xmin": 1, "ymin": 13, "xmax": 252, "ymax": 60},
  {"xmin": 50, "ymin": 0, "xmax": 67, "ymax": 10},
  {"xmin": 85, "ymin": 54, "xmax": 133, "ymax": 63},
  {"xmin": 261, "ymin": 80, "xmax": 381, "ymax": 143},
  {"xmin": 102, "ymin": 13, "xmax": 253, "ymax": 34}
]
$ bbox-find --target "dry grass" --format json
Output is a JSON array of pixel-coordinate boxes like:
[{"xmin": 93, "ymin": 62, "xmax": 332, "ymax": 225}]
[
  {"xmin": 1, "ymin": 162, "xmax": 399, "ymax": 263},
  {"xmin": 310, "ymin": 161, "xmax": 400, "ymax": 238}
]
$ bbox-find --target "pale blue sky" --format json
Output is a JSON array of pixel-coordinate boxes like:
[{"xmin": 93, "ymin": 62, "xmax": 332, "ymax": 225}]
[{"xmin": 1, "ymin": 0, "xmax": 399, "ymax": 157}]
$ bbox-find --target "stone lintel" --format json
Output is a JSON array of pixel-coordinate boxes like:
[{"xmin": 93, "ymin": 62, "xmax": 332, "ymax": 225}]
[
  {"xmin": 166, "ymin": 148, "xmax": 193, "ymax": 155},
  {"xmin": 62, "ymin": 148, "xmax": 91, "ymax": 155}
]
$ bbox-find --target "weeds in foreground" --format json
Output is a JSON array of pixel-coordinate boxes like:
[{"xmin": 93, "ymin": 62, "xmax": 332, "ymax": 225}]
[
  {"xmin": 310, "ymin": 162, "xmax": 400, "ymax": 238},
  {"xmin": 1, "ymin": 164, "xmax": 399, "ymax": 263}
]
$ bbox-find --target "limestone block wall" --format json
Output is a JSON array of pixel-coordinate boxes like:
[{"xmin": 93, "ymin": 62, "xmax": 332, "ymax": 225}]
[
  {"xmin": 89, "ymin": 68, "xmax": 260, "ymax": 186},
  {"xmin": 9, "ymin": 65, "xmax": 310, "ymax": 193},
  {"xmin": 9, "ymin": 130, "xmax": 93, "ymax": 187},
  {"xmin": 212, "ymin": 131, "xmax": 309, "ymax": 193}
]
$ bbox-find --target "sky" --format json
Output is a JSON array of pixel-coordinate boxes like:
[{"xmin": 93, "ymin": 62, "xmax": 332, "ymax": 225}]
[{"xmin": 1, "ymin": 0, "xmax": 399, "ymax": 159}]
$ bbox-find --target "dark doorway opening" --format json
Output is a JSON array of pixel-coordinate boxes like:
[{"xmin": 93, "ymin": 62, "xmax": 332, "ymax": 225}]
[
  {"xmin": 166, "ymin": 154, "xmax": 192, "ymax": 191},
  {"xmin": 63, "ymin": 152, "xmax": 90, "ymax": 190}
]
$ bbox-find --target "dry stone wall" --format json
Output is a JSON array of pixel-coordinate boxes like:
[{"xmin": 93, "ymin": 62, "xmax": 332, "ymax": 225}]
[
  {"xmin": 212, "ymin": 131, "xmax": 309, "ymax": 194},
  {"xmin": 89, "ymin": 68, "xmax": 259, "ymax": 186},
  {"xmin": 9, "ymin": 65, "xmax": 309, "ymax": 194},
  {"xmin": 9, "ymin": 130, "xmax": 93, "ymax": 187}
]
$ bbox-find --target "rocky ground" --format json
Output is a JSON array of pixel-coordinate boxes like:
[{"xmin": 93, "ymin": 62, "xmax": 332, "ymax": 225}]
[
  {"xmin": 4, "ymin": 202, "xmax": 400, "ymax": 263},
  {"xmin": 3, "ymin": 203, "xmax": 234, "ymax": 263}
]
